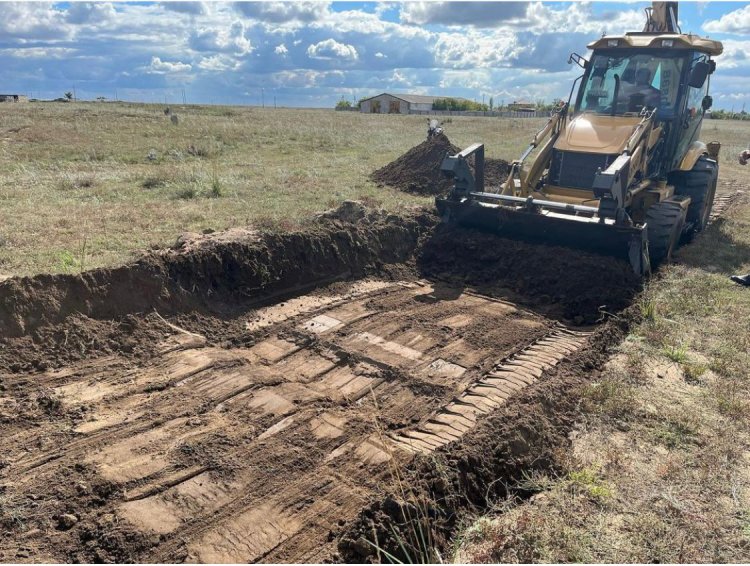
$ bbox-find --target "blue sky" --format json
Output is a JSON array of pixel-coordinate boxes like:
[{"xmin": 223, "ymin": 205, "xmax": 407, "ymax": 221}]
[{"xmin": 1, "ymin": 1, "xmax": 748, "ymax": 109}]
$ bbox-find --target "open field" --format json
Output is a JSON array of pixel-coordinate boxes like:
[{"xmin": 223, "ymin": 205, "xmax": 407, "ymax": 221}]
[
  {"xmin": 0, "ymin": 103, "xmax": 749, "ymax": 563},
  {"xmin": 0, "ymin": 102, "xmax": 546, "ymax": 277},
  {"xmin": 2, "ymin": 103, "xmax": 748, "ymax": 276}
]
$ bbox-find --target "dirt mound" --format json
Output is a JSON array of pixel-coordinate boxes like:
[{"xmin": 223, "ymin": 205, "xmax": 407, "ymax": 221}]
[
  {"xmin": 371, "ymin": 133, "xmax": 510, "ymax": 196},
  {"xmin": 0, "ymin": 203, "xmax": 436, "ymax": 371},
  {"xmin": 417, "ymin": 225, "xmax": 642, "ymax": 324},
  {"xmin": 484, "ymin": 157, "xmax": 512, "ymax": 188}
]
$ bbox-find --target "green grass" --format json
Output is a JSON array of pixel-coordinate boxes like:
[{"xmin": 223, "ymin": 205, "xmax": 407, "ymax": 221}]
[{"xmin": 0, "ymin": 102, "xmax": 549, "ymax": 276}]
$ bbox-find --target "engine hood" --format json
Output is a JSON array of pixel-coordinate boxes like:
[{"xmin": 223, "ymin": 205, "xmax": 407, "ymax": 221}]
[{"xmin": 555, "ymin": 113, "xmax": 642, "ymax": 154}]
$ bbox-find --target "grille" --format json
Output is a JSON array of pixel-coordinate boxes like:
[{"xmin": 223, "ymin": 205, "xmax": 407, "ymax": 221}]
[{"xmin": 548, "ymin": 150, "xmax": 618, "ymax": 190}]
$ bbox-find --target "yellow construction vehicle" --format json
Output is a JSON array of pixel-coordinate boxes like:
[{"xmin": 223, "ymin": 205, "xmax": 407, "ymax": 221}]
[{"xmin": 438, "ymin": 2, "xmax": 722, "ymax": 275}]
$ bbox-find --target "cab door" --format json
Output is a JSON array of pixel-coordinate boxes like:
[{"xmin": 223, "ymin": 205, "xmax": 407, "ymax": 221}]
[{"xmin": 674, "ymin": 55, "xmax": 710, "ymax": 167}]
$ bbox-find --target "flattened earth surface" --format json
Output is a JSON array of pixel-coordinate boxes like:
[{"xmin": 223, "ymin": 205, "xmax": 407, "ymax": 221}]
[{"xmin": 0, "ymin": 277, "xmax": 588, "ymax": 563}]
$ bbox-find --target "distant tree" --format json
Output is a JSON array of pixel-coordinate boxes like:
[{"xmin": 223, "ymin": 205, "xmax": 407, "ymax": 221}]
[
  {"xmin": 64, "ymin": 91, "xmax": 73, "ymax": 100},
  {"xmin": 433, "ymin": 98, "xmax": 489, "ymax": 112},
  {"xmin": 489, "ymin": 96, "xmax": 494, "ymax": 111},
  {"xmin": 96, "ymin": 96, "xmax": 107, "ymax": 102},
  {"xmin": 335, "ymin": 97, "xmax": 352, "ymax": 110}
]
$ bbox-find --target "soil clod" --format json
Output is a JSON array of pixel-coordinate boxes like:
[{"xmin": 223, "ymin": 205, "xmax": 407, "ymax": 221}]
[{"xmin": 57, "ymin": 514, "xmax": 78, "ymax": 530}]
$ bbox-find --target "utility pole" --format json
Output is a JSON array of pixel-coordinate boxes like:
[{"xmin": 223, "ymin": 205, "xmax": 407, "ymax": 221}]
[
  {"xmin": 261, "ymin": 87, "xmax": 265, "ymax": 108},
  {"xmin": 73, "ymin": 85, "xmax": 77, "ymax": 102},
  {"xmin": 182, "ymin": 88, "xmax": 186, "ymax": 105},
  {"xmin": 274, "ymin": 95, "xmax": 276, "ymax": 109}
]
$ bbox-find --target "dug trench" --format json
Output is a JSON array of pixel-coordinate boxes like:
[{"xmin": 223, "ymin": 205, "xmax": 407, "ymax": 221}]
[{"xmin": 0, "ymin": 202, "xmax": 645, "ymax": 563}]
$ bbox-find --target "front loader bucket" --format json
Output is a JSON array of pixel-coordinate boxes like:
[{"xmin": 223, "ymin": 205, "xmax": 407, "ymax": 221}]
[{"xmin": 436, "ymin": 196, "xmax": 649, "ymax": 276}]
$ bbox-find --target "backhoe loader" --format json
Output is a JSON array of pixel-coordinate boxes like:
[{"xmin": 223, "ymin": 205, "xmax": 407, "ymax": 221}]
[{"xmin": 438, "ymin": 1, "xmax": 722, "ymax": 275}]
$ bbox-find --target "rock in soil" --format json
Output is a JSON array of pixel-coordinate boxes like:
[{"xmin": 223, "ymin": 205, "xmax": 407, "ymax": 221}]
[{"xmin": 57, "ymin": 514, "xmax": 78, "ymax": 530}]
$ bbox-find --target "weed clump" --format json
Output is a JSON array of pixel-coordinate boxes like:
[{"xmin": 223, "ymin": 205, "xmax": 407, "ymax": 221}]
[{"xmin": 141, "ymin": 176, "xmax": 168, "ymax": 189}]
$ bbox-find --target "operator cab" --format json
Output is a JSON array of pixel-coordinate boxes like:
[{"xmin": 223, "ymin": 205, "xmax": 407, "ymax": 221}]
[{"xmin": 575, "ymin": 48, "xmax": 713, "ymax": 121}]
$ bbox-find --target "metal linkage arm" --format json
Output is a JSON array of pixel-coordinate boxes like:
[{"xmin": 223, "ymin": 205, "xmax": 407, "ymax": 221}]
[{"xmin": 441, "ymin": 143, "xmax": 485, "ymax": 195}]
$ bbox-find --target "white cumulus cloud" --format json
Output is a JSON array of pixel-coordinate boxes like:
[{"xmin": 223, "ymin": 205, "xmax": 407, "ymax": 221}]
[
  {"xmin": 235, "ymin": 1, "xmax": 330, "ymax": 23},
  {"xmin": 66, "ymin": 2, "xmax": 116, "ymax": 24},
  {"xmin": 148, "ymin": 56, "xmax": 192, "ymax": 74},
  {"xmin": 274, "ymin": 43, "xmax": 289, "ymax": 55},
  {"xmin": 198, "ymin": 54, "xmax": 240, "ymax": 72},
  {"xmin": 704, "ymin": 4, "xmax": 750, "ymax": 35},
  {"xmin": 189, "ymin": 21, "xmax": 253, "ymax": 55},
  {"xmin": 307, "ymin": 38, "xmax": 358, "ymax": 61}
]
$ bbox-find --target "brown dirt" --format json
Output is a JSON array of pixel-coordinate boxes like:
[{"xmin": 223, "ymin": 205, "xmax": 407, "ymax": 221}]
[
  {"xmin": 0, "ymin": 204, "xmax": 435, "ymax": 372},
  {"xmin": 337, "ymin": 318, "xmax": 631, "ymax": 563},
  {"xmin": 417, "ymin": 225, "xmax": 642, "ymax": 325},
  {"xmin": 371, "ymin": 133, "xmax": 510, "ymax": 195},
  {"xmin": 0, "ymin": 202, "xmax": 641, "ymax": 563}
]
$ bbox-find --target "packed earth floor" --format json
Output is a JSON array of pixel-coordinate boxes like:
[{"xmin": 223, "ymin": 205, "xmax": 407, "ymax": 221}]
[{"xmin": 1, "ymin": 191, "xmax": 740, "ymax": 562}]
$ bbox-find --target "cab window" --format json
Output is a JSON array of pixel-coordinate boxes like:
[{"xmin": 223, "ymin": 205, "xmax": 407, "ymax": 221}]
[{"xmin": 578, "ymin": 51, "xmax": 685, "ymax": 117}]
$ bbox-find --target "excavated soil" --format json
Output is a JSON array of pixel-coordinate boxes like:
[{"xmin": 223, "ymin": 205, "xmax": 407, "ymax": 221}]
[
  {"xmin": 0, "ymin": 202, "xmax": 644, "ymax": 563},
  {"xmin": 418, "ymin": 226, "xmax": 642, "ymax": 324},
  {"xmin": 371, "ymin": 133, "xmax": 510, "ymax": 195}
]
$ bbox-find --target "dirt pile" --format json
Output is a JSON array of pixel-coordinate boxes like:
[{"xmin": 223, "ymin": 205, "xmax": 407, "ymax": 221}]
[
  {"xmin": 417, "ymin": 225, "xmax": 642, "ymax": 324},
  {"xmin": 0, "ymin": 203, "xmax": 436, "ymax": 370},
  {"xmin": 371, "ymin": 133, "xmax": 510, "ymax": 195}
]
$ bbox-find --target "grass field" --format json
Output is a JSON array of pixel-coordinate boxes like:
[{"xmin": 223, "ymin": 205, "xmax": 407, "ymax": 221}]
[
  {"xmin": 4, "ymin": 102, "xmax": 746, "ymax": 277},
  {"xmin": 0, "ymin": 102, "xmax": 547, "ymax": 276}
]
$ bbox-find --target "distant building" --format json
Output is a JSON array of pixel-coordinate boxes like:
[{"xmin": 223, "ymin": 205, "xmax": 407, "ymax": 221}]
[
  {"xmin": 0, "ymin": 94, "xmax": 29, "ymax": 103},
  {"xmin": 359, "ymin": 93, "xmax": 470, "ymax": 114},
  {"xmin": 508, "ymin": 100, "xmax": 536, "ymax": 112}
]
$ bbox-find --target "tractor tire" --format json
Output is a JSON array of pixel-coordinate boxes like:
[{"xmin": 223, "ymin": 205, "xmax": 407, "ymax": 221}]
[
  {"xmin": 646, "ymin": 201, "xmax": 687, "ymax": 269},
  {"xmin": 669, "ymin": 155, "xmax": 718, "ymax": 237}
]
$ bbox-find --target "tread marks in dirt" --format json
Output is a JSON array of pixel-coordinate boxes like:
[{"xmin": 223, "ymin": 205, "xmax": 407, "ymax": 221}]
[
  {"xmin": 335, "ymin": 190, "xmax": 747, "ymax": 563},
  {"xmin": 710, "ymin": 189, "xmax": 746, "ymax": 221},
  {"xmin": 0, "ymin": 278, "xmax": 587, "ymax": 563}
]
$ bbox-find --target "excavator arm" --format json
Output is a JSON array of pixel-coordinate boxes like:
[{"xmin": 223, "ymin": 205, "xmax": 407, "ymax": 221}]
[{"xmin": 644, "ymin": 2, "xmax": 679, "ymax": 33}]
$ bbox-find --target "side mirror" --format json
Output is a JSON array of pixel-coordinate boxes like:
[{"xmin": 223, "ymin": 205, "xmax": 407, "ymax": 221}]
[
  {"xmin": 688, "ymin": 61, "xmax": 710, "ymax": 88},
  {"xmin": 702, "ymin": 95, "xmax": 713, "ymax": 111},
  {"xmin": 568, "ymin": 52, "xmax": 589, "ymax": 70}
]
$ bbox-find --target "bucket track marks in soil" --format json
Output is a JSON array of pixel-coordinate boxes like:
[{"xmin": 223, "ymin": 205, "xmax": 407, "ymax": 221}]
[{"xmin": 0, "ymin": 278, "xmax": 582, "ymax": 563}]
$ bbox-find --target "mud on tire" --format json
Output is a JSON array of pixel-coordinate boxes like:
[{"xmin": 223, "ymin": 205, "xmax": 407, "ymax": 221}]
[
  {"xmin": 669, "ymin": 155, "xmax": 718, "ymax": 237},
  {"xmin": 646, "ymin": 201, "xmax": 687, "ymax": 268}
]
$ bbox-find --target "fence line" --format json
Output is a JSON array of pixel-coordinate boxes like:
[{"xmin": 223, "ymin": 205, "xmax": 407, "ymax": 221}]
[
  {"xmin": 408, "ymin": 109, "xmax": 550, "ymax": 118},
  {"xmin": 338, "ymin": 107, "xmax": 551, "ymax": 118}
]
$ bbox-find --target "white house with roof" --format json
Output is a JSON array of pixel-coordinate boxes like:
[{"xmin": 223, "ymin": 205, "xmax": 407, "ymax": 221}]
[{"xmin": 358, "ymin": 92, "xmax": 470, "ymax": 114}]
